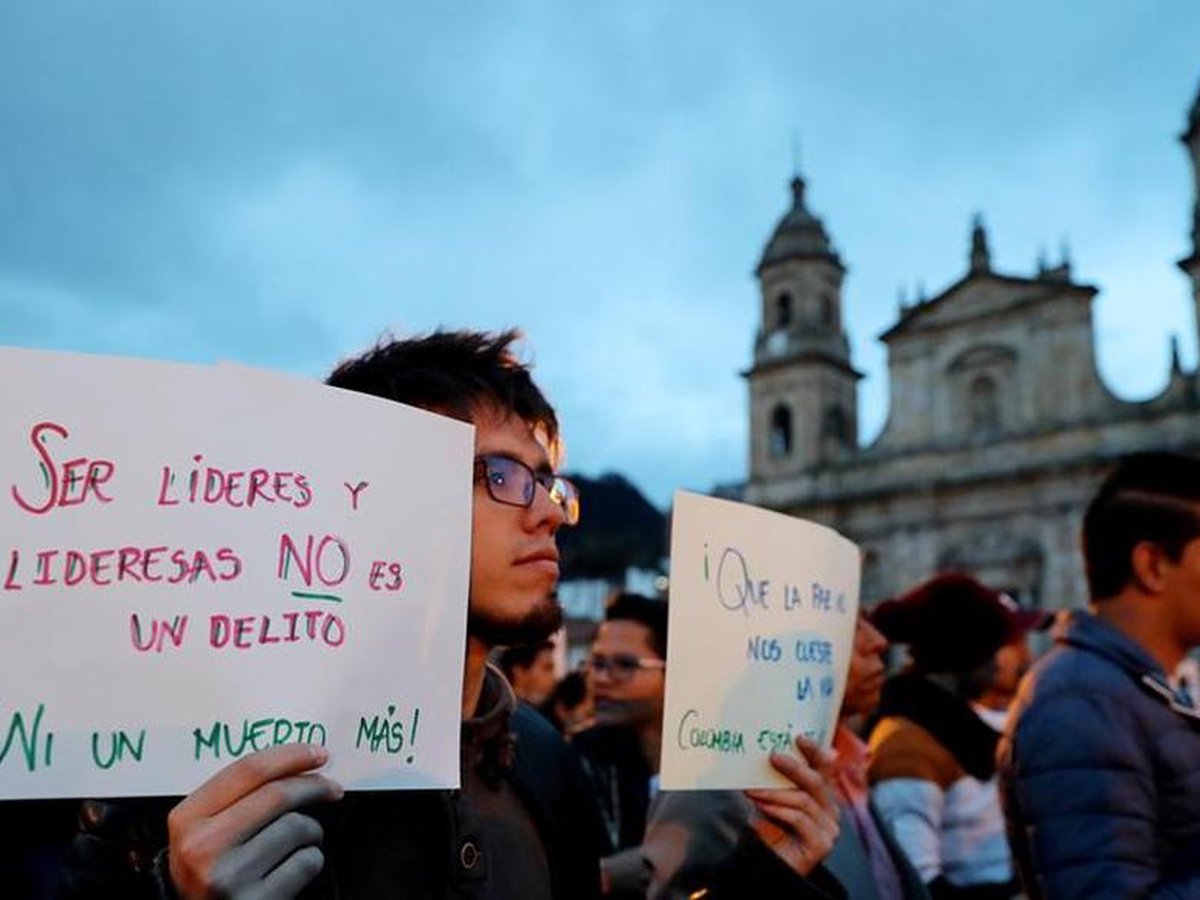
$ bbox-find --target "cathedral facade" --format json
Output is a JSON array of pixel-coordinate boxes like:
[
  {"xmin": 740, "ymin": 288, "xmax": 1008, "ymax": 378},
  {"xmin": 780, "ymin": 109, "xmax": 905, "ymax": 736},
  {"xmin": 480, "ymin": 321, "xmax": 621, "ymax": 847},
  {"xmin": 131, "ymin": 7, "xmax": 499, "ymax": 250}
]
[{"xmin": 744, "ymin": 85, "xmax": 1200, "ymax": 610}]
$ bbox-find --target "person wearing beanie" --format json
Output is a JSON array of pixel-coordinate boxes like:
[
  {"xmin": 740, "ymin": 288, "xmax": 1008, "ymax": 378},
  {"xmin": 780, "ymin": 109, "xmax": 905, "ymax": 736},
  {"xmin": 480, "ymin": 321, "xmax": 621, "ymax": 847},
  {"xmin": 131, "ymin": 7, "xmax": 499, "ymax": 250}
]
[{"xmin": 867, "ymin": 573, "xmax": 1030, "ymax": 900}]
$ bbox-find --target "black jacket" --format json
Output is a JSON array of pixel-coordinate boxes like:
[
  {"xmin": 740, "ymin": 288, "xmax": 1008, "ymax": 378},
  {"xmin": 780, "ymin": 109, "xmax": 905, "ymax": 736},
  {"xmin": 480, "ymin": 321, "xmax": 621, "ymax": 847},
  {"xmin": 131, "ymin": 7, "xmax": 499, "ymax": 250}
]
[
  {"xmin": 571, "ymin": 724, "xmax": 652, "ymax": 854},
  {"xmin": 701, "ymin": 835, "xmax": 848, "ymax": 899}
]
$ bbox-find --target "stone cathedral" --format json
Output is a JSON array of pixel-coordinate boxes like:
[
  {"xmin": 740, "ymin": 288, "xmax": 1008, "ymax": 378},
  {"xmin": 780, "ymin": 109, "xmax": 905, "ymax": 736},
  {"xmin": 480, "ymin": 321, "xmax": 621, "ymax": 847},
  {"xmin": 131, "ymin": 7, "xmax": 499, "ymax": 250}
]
[{"xmin": 744, "ymin": 84, "xmax": 1200, "ymax": 610}]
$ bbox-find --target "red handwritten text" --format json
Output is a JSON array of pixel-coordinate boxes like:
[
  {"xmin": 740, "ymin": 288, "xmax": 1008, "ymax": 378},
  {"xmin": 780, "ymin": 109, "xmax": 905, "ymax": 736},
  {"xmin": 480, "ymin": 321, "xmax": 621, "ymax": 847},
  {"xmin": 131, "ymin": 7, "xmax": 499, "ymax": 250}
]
[
  {"xmin": 2, "ymin": 545, "xmax": 242, "ymax": 590},
  {"xmin": 277, "ymin": 533, "xmax": 350, "ymax": 587},
  {"xmin": 368, "ymin": 560, "xmax": 404, "ymax": 592},
  {"xmin": 10, "ymin": 422, "xmax": 116, "ymax": 515},
  {"xmin": 157, "ymin": 455, "xmax": 312, "ymax": 509},
  {"xmin": 209, "ymin": 610, "xmax": 346, "ymax": 649}
]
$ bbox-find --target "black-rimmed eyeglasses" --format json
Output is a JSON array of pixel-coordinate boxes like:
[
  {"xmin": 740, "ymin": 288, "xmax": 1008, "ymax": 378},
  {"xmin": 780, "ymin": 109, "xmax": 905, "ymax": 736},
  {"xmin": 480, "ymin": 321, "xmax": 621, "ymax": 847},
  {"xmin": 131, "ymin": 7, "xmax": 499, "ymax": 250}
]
[
  {"xmin": 588, "ymin": 652, "xmax": 666, "ymax": 682},
  {"xmin": 474, "ymin": 454, "xmax": 581, "ymax": 526}
]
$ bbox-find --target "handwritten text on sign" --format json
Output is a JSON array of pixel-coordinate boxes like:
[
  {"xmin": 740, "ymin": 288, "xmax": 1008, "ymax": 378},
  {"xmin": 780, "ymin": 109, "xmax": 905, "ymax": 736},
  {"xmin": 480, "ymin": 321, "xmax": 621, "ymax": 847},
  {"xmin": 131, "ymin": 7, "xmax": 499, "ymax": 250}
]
[
  {"xmin": 660, "ymin": 491, "xmax": 861, "ymax": 790},
  {"xmin": 0, "ymin": 347, "xmax": 472, "ymax": 798}
]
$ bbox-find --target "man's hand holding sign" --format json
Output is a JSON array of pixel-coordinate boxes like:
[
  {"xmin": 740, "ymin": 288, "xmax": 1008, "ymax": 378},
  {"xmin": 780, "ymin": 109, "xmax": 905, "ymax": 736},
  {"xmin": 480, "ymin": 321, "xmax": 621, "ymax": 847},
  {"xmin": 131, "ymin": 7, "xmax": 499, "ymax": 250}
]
[{"xmin": 166, "ymin": 744, "xmax": 340, "ymax": 897}]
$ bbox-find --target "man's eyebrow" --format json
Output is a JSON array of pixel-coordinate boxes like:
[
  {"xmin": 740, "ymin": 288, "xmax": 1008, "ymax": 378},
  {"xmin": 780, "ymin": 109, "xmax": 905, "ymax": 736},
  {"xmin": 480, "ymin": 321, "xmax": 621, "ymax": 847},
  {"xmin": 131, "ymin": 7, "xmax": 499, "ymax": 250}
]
[{"xmin": 482, "ymin": 448, "xmax": 554, "ymax": 474}]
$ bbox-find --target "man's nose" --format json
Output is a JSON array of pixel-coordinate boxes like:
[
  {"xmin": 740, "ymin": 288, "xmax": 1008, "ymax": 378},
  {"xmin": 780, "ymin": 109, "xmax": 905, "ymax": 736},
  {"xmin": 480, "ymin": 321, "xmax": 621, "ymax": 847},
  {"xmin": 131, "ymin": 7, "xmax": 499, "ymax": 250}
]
[
  {"xmin": 526, "ymin": 481, "xmax": 566, "ymax": 531},
  {"xmin": 862, "ymin": 619, "xmax": 887, "ymax": 652}
]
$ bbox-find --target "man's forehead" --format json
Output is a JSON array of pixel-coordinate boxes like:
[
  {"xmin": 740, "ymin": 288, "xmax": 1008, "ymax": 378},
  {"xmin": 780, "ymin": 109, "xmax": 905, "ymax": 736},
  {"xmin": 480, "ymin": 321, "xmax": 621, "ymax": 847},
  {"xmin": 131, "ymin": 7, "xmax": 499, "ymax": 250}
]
[
  {"xmin": 595, "ymin": 618, "xmax": 655, "ymax": 649},
  {"xmin": 472, "ymin": 404, "xmax": 560, "ymax": 467}
]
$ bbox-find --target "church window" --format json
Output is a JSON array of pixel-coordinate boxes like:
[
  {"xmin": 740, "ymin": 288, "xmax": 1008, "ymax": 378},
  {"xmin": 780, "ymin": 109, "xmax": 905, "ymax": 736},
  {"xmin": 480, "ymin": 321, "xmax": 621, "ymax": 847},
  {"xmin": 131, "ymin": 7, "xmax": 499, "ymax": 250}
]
[
  {"xmin": 969, "ymin": 375, "xmax": 1000, "ymax": 434},
  {"xmin": 775, "ymin": 293, "xmax": 793, "ymax": 329},
  {"xmin": 769, "ymin": 405, "xmax": 793, "ymax": 458}
]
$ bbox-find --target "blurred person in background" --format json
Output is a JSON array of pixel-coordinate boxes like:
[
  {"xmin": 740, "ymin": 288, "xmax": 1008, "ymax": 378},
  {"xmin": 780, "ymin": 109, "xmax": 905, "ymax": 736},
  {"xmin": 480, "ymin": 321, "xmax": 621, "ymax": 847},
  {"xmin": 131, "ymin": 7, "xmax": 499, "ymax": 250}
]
[
  {"xmin": 823, "ymin": 615, "xmax": 931, "ymax": 900},
  {"xmin": 868, "ymin": 574, "xmax": 1026, "ymax": 900},
  {"xmin": 540, "ymin": 670, "xmax": 595, "ymax": 736},
  {"xmin": 971, "ymin": 595, "xmax": 1052, "ymax": 732},
  {"xmin": 498, "ymin": 639, "xmax": 558, "ymax": 705}
]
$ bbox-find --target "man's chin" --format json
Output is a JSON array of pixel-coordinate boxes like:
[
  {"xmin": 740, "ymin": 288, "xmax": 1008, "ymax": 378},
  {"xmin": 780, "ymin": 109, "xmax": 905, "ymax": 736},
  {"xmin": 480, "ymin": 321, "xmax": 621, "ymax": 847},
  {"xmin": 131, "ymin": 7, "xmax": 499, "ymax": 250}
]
[
  {"xmin": 593, "ymin": 698, "xmax": 658, "ymax": 729},
  {"xmin": 592, "ymin": 704, "xmax": 631, "ymax": 728},
  {"xmin": 468, "ymin": 595, "xmax": 563, "ymax": 649}
]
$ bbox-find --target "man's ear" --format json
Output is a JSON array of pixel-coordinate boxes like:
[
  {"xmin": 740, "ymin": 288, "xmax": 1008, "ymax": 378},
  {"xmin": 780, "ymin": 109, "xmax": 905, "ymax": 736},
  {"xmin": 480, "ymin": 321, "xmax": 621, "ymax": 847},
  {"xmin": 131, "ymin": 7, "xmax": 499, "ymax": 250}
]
[{"xmin": 1130, "ymin": 541, "xmax": 1170, "ymax": 595}]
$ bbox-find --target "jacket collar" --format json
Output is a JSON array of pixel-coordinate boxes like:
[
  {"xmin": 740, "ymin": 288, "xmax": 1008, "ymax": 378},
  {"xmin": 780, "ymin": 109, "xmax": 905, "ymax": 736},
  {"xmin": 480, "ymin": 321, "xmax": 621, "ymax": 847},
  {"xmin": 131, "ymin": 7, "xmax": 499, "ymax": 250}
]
[
  {"xmin": 1056, "ymin": 608, "xmax": 1163, "ymax": 677},
  {"xmin": 1058, "ymin": 609, "xmax": 1200, "ymax": 722},
  {"xmin": 462, "ymin": 662, "xmax": 518, "ymax": 784},
  {"xmin": 876, "ymin": 671, "xmax": 1000, "ymax": 779}
]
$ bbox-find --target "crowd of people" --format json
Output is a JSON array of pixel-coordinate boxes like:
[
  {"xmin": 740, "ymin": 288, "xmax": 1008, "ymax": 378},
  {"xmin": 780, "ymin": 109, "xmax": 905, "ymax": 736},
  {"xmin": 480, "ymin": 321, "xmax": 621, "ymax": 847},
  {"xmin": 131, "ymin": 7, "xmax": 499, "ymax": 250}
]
[{"xmin": 4, "ymin": 327, "xmax": 1200, "ymax": 898}]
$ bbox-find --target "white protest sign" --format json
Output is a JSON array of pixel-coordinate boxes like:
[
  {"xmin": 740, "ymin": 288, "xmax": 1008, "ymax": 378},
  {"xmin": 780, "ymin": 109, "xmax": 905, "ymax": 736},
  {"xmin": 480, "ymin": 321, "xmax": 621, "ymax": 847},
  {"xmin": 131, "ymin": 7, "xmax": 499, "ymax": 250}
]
[
  {"xmin": 0, "ymin": 347, "xmax": 472, "ymax": 798},
  {"xmin": 660, "ymin": 491, "xmax": 860, "ymax": 790}
]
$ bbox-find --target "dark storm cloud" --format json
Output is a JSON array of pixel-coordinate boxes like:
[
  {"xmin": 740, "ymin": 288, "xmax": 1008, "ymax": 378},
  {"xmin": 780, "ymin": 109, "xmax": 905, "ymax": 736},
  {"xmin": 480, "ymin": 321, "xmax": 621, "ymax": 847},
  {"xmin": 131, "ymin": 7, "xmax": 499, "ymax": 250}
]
[
  {"xmin": 2, "ymin": 0, "xmax": 1200, "ymax": 504},
  {"xmin": 1, "ymin": 3, "xmax": 489, "ymax": 315}
]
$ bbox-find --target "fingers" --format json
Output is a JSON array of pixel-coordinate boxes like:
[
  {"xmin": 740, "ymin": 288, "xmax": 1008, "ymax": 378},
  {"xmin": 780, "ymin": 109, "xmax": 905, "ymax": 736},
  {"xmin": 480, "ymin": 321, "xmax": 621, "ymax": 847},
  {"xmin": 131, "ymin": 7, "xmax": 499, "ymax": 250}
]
[
  {"xmin": 757, "ymin": 797, "xmax": 838, "ymax": 852},
  {"xmin": 256, "ymin": 845, "xmax": 326, "ymax": 900},
  {"xmin": 762, "ymin": 750, "xmax": 824, "ymax": 793},
  {"xmin": 754, "ymin": 738, "xmax": 839, "ymax": 818},
  {"xmin": 745, "ymin": 782, "xmax": 828, "ymax": 822},
  {"xmin": 792, "ymin": 735, "xmax": 836, "ymax": 775},
  {"xmin": 739, "ymin": 734, "xmax": 842, "ymax": 877},
  {"xmin": 172, "ymin": 771, "xmax": 340, "ymax": 880},
  {"xmin": 215, "ymin": 811, "xmax": 324, "ymax": 890},
  {"xmin": 212, "ymin": 842, "xmax": 325, "ymax": 900},
  {"xmin": 210, "ymin": 771, "xmax": 342, "ymax": 846},
  {"xmin": 167, "ymin": 746, "xmax": 341, "ymax": 899},
  {"xmin": 751, "ymin": 796, "xmax": 831, "ymax": 838},
  {"xmin": 174, "ymin": 744, "xmax": 332, "ymax": 824},
  {"xmin": 745, "ymin": 790, "xmax": 840, "ymax": 878}
]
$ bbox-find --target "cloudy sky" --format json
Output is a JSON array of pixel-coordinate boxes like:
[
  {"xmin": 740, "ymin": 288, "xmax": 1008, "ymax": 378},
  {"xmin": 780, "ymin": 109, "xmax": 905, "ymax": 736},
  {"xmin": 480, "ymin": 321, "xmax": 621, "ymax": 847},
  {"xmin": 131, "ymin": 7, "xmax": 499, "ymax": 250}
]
[{"xmin": 3, "ymin": 2, "xmax": 1199, "ymax": 508}]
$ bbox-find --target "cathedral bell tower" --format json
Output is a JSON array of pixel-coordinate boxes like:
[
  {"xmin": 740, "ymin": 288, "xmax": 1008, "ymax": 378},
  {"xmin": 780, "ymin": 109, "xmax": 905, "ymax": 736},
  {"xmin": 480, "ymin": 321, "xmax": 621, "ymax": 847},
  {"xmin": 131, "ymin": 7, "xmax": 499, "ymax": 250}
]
[
  {"xmin": 746, "ymin": 174, "xmax": 861, "ymax": 488},
  {"xmin": 1181, "ymin": 81, "xmax": 1200, "ymax": 355}
]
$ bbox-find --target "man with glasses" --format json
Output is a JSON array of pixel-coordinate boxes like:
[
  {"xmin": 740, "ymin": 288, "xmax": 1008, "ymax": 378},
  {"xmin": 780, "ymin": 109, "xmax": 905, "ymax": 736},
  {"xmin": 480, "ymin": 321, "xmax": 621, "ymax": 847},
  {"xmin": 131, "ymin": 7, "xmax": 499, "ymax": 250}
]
[
  {"xmin": 573, "ymin": 593, "xmax": 669, "ymax": 896},
  {"xmin": 61, "ymin": 330, "xmax": 602, "ymax": 899}
]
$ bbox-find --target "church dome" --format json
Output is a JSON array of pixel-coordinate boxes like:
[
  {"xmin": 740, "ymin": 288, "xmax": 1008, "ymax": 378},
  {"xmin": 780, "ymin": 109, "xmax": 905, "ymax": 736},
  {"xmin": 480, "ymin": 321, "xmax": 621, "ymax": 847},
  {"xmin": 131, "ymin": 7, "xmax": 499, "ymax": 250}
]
[{"xmin": 757, "ymin": 176, "xmax": 842, "ymax": 273}]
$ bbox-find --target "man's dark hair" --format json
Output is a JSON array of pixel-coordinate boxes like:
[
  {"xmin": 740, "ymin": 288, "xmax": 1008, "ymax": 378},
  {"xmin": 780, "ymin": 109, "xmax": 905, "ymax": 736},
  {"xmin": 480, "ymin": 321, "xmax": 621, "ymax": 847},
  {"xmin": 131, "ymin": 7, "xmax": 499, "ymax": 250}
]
[
  {"xmin": 1083, "ymin": 452, "xmax": 1200, "ymax": 600},
  {"xmin": 496, "ymin": 640, "xmax": 555, "ymax": 681},
  {"xmin": 605, "ymin": 592, "xmax": 668, "ymax": 659},
  {"xmin": 328, "ymin": 329, "xmax": 565, "ymax": 649},
  {"xmin": 326, "ymin": 328, "xmax": 560, "ymax": 458}
]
